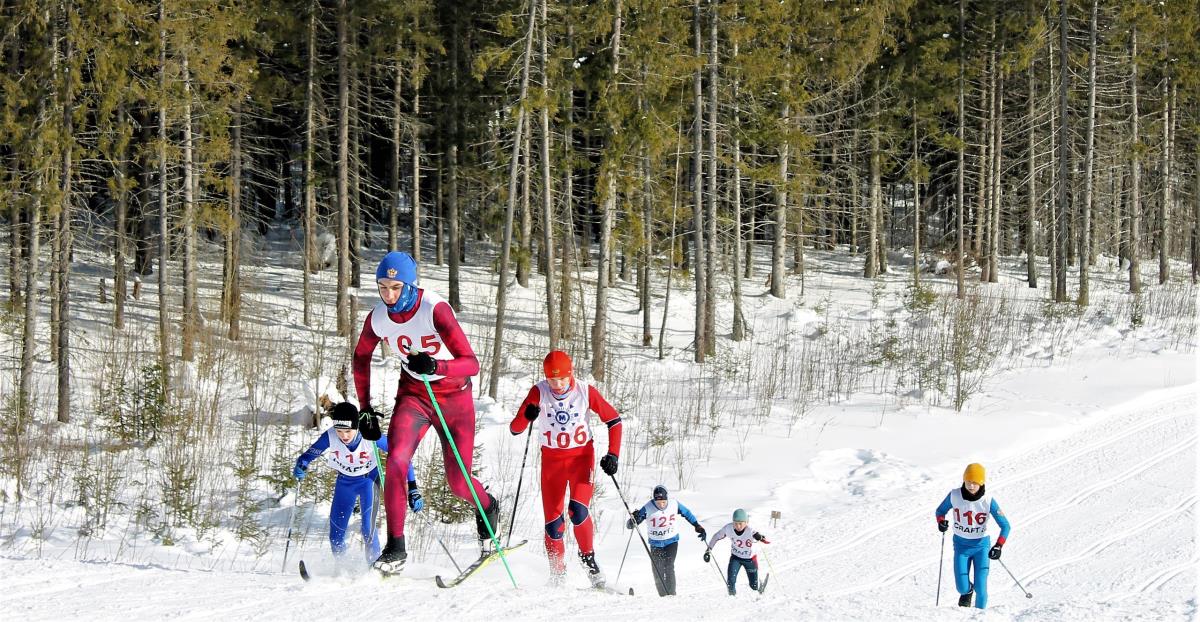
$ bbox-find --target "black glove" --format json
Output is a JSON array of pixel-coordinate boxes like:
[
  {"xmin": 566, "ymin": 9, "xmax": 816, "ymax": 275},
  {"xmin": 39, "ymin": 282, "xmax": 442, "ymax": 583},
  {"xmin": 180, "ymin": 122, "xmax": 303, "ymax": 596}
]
[
  {"xmin": 358, "ymin": 408, "xmax": 382, "ymax": 441},
  {"xmin": 988, "ymin": 545, "xmax": 1002, "ymax": 560},
  {"xmin": 703, "ymin": 550, "xmax": 711, "ymax": 563},
  {"xmin": 406, "ymin": 351, "xmax": 438, "ymax": 376},
  {"xmin": 523, "ymin": 403, "xmax": 539, "ymax": 422},
  {"xmin": 408, "ymin": 484, "xmax": 424, "ymax": 512},
  {"xmin": 626, "ymin": 517, "xmax": 635, "ymax": 530},
  {"xmin": 599, "ymin": 453, "xmax": 618, "ymax": 476},
  {"xmin": 937, "ymin": 519, "xmax": 949, "ymax": 533},
  {"xmin": 695, "ymin": 524, "xmax": 707, "ymax": 541},
  {"xmin": 753, "ymin": 532, "xmax": 770, "ymax": 544}
]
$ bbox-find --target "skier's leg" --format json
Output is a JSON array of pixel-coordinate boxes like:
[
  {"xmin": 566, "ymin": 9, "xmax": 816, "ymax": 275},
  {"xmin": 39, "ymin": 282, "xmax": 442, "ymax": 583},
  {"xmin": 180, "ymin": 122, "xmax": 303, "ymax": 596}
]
[
  {"xmin": 648, "ymin": 546, "xmax": 668, "ymax": 596},
  {"xmin": 726, "ymin": 556, "xmax": 740, "ymax": 595},
  {"xmin": 566, "ymin": 447, "xmax": 596, "ymax": 555},
  {"xmin": 746, "ymin": 556, "xmax": 759, "ymax": 592},
  {"xmin": 433, "ymin": 390, "xmax": 497, "ymax": 539},
  {"xmin": 328, "ymin": 478, "xmax": 354, "ymax": 556},
  {"xmin": 973, "ymin": 541, "xmax": 991, "ymax": 609},
  {"xmin": 358, "ymin": 478, "xmax": 381, "ymax": 560},
  {"xmin": 663, "ymin": 541, "xmax": 679, "ymax": 595},
  {"xmin": 383, "ymin": 395, "xmax": 432, "ymax": 539},
  {"xmin": 953, "ymin": 545, "xmax": 972, "ymax": 595},
  {"xmin": 540, "ymin": 451, "xmax": 568, "ymax": 575}
]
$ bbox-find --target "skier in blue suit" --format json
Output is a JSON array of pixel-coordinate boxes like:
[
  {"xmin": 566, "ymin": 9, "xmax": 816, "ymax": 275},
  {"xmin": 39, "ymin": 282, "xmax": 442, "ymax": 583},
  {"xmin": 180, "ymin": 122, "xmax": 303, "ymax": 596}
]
[
  {"xmin": 294, "ymin": 402, "xmax": 423, "ymax": 561},
  {"xmin": 935, "ymin": 463, "xmax": 1012, "ymax": 609},
  {"xmin": 627, "ymin": 485, "xmax": 706, "ymax": 596}
]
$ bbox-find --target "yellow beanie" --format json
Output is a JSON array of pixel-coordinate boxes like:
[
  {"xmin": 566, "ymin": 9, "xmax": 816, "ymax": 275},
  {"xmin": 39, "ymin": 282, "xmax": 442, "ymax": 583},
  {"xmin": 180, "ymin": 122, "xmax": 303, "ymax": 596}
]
[{"xmin": 963, "ymin": 463, "xmax": 986, "ymax": 485}]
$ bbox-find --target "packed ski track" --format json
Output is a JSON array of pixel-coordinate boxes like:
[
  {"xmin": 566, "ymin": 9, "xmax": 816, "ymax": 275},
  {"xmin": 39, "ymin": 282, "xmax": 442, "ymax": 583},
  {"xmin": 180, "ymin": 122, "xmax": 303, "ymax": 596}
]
[{"xmin": 3, "ymin": 385, "xmax": 1193, "ymax": 620}]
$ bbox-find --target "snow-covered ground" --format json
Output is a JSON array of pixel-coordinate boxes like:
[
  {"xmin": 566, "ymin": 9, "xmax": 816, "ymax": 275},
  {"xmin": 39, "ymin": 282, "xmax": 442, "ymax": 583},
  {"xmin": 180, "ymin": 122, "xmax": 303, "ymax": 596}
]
[{"xmin": 0, "ymin": 231, "xmax": 1195, "ymax": 621}]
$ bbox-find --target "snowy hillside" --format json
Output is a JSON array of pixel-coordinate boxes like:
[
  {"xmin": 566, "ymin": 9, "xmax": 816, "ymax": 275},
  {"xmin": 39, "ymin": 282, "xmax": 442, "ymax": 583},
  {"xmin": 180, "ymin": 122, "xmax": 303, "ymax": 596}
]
[{"xmin": 0, "ymin": 236, "xmax": 1195, "ymax": 621}]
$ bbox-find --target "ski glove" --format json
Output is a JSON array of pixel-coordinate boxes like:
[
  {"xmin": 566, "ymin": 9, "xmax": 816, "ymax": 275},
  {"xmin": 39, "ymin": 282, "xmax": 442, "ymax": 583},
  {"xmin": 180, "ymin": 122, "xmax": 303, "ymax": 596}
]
[
  {"xmin": 937, "ymin": 519, "xmax": 949, "ymax": 533},
  {"xmin": 753, "ymin": 532, "xmax": 769, "ymax": 544},
  {"xmin": 988, "ymin": 545, "xmax": 1002, "ymax": 560},
  {"xmin": 626, "ymin": 508, "xmax": 645, "ymax": 529},
  {"xmin": 293, "ymin": 465, "xmax": 307, "ymax": 481},
  {"xmin": 406, "ymin": 351, "xmax": 438, "ymax": 376},
  {"xmin": 695, "ymin": 524, "xmax": 707, "ymax": 541},
  {"xmin": 408, "ymin": 484, "xmax": 424, "ymax": 512},
  {"xmin": 703, "ymin": 550, "xmax": 711, "ymax": 563},
  {"xmin": 359, "ymin": 408, "xmax": 382, "ymax": 441},
  {"xmin": 626, "ymin": 518, "xmax": 635, "ymax": 530},
  {"xmin": 523, "ymin": 403, "xmax": 540, "ymax": 422},
  {"xmin": 599, "ymin": 453, "xmax": 619, "ymax": 476}
]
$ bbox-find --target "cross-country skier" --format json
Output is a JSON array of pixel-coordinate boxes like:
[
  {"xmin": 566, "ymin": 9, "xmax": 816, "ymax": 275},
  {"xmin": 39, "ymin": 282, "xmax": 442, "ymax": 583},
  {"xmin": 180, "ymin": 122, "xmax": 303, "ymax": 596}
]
[
  {"xmin": 353, "ymin": 251, "xmax": 500, "ymax": 574},
  {"xmin": 626, "ymin": 485, "xmax": 706, "ymax": 596},
  {"xmin": 705, "ymin": 508, "xmax": 768, "ymax": 595},
  {"xmin": 509, "ymin": 350, "xmax": 623, "ymax": 587},
  {"xmin": 292, "ymin": 401, "xmax": 424, "ymax": 562},
  {"xmin": 934, "ymin": 462, "xmax": 1012, "ymax": 609}
]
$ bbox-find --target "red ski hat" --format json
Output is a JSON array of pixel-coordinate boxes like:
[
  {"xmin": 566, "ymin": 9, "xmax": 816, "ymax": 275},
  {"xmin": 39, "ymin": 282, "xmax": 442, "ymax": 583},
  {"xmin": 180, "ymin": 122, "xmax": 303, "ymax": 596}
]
[{"xmin": 543, "ymin": 350, "xmax": 573, "ymax": 379}]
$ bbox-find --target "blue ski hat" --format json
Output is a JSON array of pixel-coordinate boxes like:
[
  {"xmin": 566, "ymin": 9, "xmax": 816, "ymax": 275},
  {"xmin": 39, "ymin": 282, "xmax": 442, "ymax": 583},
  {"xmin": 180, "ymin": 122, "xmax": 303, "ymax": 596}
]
[
  {"xmin": 653, "ymin": 485, "xmax": 668, "ymax": 501},
  {"xmin": 732, "ymin": 508, "xmax": 748, "ymax": 522},
  {"xmin": 376, "ymin": 251, "xmax": 419, "ymax": 313}
]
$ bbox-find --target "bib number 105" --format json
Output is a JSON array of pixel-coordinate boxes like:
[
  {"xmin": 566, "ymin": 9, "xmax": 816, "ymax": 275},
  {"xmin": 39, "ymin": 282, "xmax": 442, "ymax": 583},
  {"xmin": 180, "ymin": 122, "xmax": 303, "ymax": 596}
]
[{"xmin": 544, "ymin": 425, "xmax": 588, "ymax": 448}]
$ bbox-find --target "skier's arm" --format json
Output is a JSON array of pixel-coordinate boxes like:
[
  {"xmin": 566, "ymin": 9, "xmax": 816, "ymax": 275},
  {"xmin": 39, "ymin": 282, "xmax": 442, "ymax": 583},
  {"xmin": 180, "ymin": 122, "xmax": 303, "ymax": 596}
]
[
  {"xmin": 935, "ymin": 493, "xmax": 953, "ymax": 523},
  {"xmin": 407, "ymin": 462, "xmax": 416, "ymax": 483},
  {"xmin": 430, "ymin": 302, "xmax": 479, "ymax": 377},
  {"xmin": 990, "ymin": 499, "xmax": 1011, "ymax": 545},
  {"xmin": 295, "ymin": 434, "xmax": 331, "ymax": 472},
  {"xmin": 510, "ymin": 386, "xmax": 542, "ymax": 435},
  {"xmin": 586, "ymin": 385, "xmax": 623, "ymax": 456},
  {"xmin": 677, "ymin": 502, "xmax": 701, "ymax": 526},
  {"xmin": 352, "ymin": 312, "xmax": 382, "ymax": 409},
  {"xmin": 707, "ymin": 525, "xmax": 729, "ymax": 550},
  {"xmin": 376, "ymin": 435, "xmax": 390, "ymax": 453}
]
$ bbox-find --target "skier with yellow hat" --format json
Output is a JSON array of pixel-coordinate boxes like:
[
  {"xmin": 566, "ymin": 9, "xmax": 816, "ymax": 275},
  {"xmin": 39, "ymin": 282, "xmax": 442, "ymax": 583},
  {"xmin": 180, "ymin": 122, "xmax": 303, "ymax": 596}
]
[{"xmin": 934, "ymin": 463, "xmax": 1012, "ymax": 608}]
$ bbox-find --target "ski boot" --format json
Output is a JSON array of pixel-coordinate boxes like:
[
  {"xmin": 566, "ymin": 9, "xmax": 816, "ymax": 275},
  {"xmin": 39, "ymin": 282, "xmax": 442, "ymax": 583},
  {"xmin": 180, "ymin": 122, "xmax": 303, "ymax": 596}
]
[
  {"xmin": 475, "ymin": 493, "xmax": 501, "ymax": 551},
  {"xmin": 579, "ymin": 551, "xmax": 606, "ymax": 588},
  {"xmin": 373, "ymin": 535, "xmax": 407, "ymax": 575},
  {"xmin": 958, "ymin": 590, "xmax": 974, "ymax": 607}
]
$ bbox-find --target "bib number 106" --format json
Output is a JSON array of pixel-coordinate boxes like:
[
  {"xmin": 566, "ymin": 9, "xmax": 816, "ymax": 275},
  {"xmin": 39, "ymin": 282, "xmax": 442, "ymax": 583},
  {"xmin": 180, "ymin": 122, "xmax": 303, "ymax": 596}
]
[{"xmin": 544, "ymin": 425, "xmax": 588, "ymax": 448}]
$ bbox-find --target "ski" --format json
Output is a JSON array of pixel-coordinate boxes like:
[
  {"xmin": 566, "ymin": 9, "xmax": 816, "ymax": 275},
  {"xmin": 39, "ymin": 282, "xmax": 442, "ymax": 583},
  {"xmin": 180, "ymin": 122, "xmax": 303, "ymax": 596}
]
[
  {"xmin": 434, "ymin": 540, "xmax": 527, "ymax": 588},
  {"xmin": 299, "ymin": 560, "xmax": 311, "ymax": 582},
  {"xmin": 585, "ymin": 585, "xmax": 634, "ymax": 596},
  {"xmin": 757, "ymin": 574, "xmax": 769, "ymax": 594}
]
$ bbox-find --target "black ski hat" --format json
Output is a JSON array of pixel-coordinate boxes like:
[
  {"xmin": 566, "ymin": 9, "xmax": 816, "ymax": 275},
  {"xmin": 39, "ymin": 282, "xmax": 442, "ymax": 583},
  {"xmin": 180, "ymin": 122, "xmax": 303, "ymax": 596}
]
[
  {"xmin": 653, "ymin": 485, "xmax": 668, "ymax": 501},
  {"xmin": 330, "ymin": 402, "xmax": 359, "ymax": 430}
]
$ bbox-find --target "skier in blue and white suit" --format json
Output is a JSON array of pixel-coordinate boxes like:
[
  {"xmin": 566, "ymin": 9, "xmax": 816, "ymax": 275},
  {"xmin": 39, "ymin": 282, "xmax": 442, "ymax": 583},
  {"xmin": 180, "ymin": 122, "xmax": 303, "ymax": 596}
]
[
  {"xmin": 934, "ymin": 462, "xmax": 1012, "ymax": 609},
  {"xmin": 294, "ymin": 402, "xmax": 423, "ymax": 561},
  {"xmin": 627, "ymin": 485, "xmax": 706, "ymax": 596}
]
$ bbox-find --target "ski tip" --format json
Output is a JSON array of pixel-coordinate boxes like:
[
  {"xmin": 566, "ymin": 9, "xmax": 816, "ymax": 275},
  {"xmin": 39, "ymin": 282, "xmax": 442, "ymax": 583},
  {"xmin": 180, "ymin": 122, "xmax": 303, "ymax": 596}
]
[
  {"xmin": 434, "ymin": 575, "xmax": 451, "ymax": 589},
  {"xmin": 298, "ymin": 560, "xmax": 311, "ymax": 582},
  {"xmin": 628, "ymin": 587, "xmax": 634, "ymax": 596}
]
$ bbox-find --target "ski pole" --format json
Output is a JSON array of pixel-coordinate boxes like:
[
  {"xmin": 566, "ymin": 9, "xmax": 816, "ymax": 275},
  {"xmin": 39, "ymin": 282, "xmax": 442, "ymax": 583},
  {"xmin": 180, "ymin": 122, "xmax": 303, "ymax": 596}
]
[
  {"xmin": 936, "ymin": 531, "xmax": 945, "ymax": 606},
  {"xmin": 708, "ymin": 554, "xmax": 729, "ymax": 590},
  {"xmin": 506, "ymin": 425, "xmax": 533, "ymax": 548},
  {"xmin": 411, "ymin": 504, "xmax": 464, "ymax": 574},
  {"xmin": 420, "ymin": 372, "xmax": 519, "ymax": 589},
  {"xmin": 608, "ymin": 474, "xmax": 667, "ymax": 596},
  {"xmin": 614, "ymin": 521, "xmax": 636, "ymax": 585},
  {"xmin": 282, "ymin": 482, "xmax": 301, "ymax": 573},
  {"xmin": 367, "ymin": 443, "xmax": 387, "ymax": 558},
  {"xmin": 757, "ymin": 543, "xmax": 776, "ymax": 588},
  {"xmin": 997, "ymin": 558, "xmax": 1033, "ymax": 599}
]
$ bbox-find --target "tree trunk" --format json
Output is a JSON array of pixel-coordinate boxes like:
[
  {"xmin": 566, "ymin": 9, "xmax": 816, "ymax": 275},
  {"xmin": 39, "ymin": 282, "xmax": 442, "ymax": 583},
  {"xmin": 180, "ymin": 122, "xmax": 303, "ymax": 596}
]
[
  {"xmin": 390, "ymin": 50, "xmax": 402, "ymax": 253},
  {"xmin": 691, "ymin": 0, "xmax": 707, "ymax": 361},
  {"xmin": 349, "ymin": 55, "xmax": 363, "ymax": 290},
  {"xmin": 55, "ymin": 8, "xmax": 73, "ymax": 424},
  {"xmin": 771, "ymin": 106, "xmax": 789, "ymax": 296},
  {"xmin": 517, "ymin": 117, "xmax": 532, "ymax": 288},
  {"xmin": 336, "ymin": 0, "xmax": 352, "ymax": 335},
  {"xmin": 181, "ymin": 52, "xmax": 196, "ymax": 361},
  {"xmin": 540, "ymin": 0, "xmax": 558, "ymax": 349},
  {"xmin": 114, "ymin": 105, "xmax": 128, "ymax": 328},
  {"xmin": 1055, "ymin": 0, "xmax": 1069, "ymax": 301},
  {"xmin": 411, "ymin": 63, "xmax": 422, "ymax": 261},
  {"xmin": 865, "ymin": 84, "xmax": 881, "ymax": 279},
  {"xmin": 157, "ymin": 0, "xmax": 170, "ymax": 392},
  {"xmin": 989, "ymin": 61, "xmax": 1003, "ymax": 284},
  {"xmin": 488, "ymin": 0, "xmax": 536, "ymax": 398},
  {"xmin": 703, "ymin": 0, "xmax": 718, "ymax": 356},
  {"xmin": 912, "ymin": 99, "xmax": 921, "ymax": 290},
  {"xmin": 1158, "ymin": 54, "xmax": 1171, "ymax": 284},
  {"xmin": 731, "ymin": 34, "xmax": 745, "ymax": 342},
  {"xmin": 226, "ymin": 108, "xmax": 243, "ymax": 341},
  {"xmin": 1026, "ymin": 15, "xmax": 1038, "ymax": 289},
  {"xmin": 956, "ymin": 0, "xmax": 966, "ymax": 299},
  {"xmin": 1079, "ymin": 0, "xmax": 1097, "ymax": 305},
  {"xmin": 1129, "ymin": 24, "xmax": 1141, "ymax": 294},
  {"xmin": 591, "ymin": 0, "xmax": 621, "ymax": 381},
  {"xmin": 302, "ymin": 0, "xmax": 316, "ymax": 327}
]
